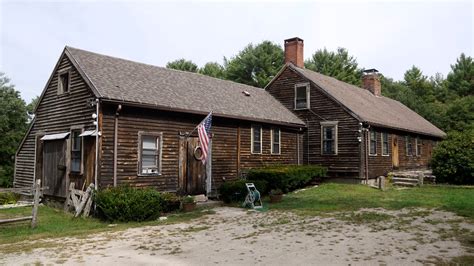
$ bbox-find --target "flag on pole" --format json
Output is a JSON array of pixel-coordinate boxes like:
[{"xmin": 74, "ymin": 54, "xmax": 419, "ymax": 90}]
[{"xmin": 197, "ymin": 112, "xmax": 212, "ymax": 164}]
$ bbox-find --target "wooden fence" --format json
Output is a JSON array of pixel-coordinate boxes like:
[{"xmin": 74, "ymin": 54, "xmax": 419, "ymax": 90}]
[{"xmin": 0, "ymin": 179, "xmax": 45, "ymax": 228}]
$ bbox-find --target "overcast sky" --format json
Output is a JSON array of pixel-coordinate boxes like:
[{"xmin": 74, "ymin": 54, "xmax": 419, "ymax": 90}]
[{"xmin": 1, "ymin": 0, "xmax": 472, "ymax": 102}]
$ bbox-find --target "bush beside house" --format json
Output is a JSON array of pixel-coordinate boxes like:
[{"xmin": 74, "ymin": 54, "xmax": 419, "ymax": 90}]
[
  {"xmin": 219, "ymin": 165, "xmax": 327, "ymax": 203},
  {"xmin": 431, "ymin": 130, "xmax": 474, "ymax": 185},
  {"xmin": 95, "ymin": 186, "xmax": 166, "ymax": 222}
]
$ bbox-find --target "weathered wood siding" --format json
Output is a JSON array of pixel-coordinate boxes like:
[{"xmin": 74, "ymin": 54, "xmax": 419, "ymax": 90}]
[
  {"xmin": 365, "ymin": 127, "xmax": 438, "ymax": 178},
  {"xmin": 14, "ymin": 53, "xmax": 97, "ymax": 189},
  {"xmin": 266, "ymin": 68, "xmax": 361, "ymax": 178},
  {"xmin": 100, "ymin": 104, "xmax": 301, "ymax": 193}
]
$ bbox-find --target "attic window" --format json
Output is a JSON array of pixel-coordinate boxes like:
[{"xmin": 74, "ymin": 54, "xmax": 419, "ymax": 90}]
[
  {"xmin": 58, "ymin": 71, "xmax": 70, "ymax": 94},
  {"xmin": 242, "ymin": 91, "xmax": 250, "ymax": 96},
  {"xmin": 294, "ymin": 83, "xmax": 310, "ymax": 110}
]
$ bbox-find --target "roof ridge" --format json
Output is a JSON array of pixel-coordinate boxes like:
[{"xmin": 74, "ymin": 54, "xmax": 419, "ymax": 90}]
[{"xmin": 65, "ymin": 45, "xmax": 268, "ymax": 93}]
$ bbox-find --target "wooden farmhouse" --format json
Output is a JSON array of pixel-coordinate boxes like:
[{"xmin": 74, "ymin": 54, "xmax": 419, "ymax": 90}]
[{"xmin": 14, "ymin": 37, "xmax": 445, "ymax": 198}]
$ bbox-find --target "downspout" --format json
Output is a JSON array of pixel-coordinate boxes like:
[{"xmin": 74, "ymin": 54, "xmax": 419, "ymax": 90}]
[
  {"xmin": 113, "ymin": 104, "xmax": 122, "ymax": 187},
  {"xmin": 365, "ymin": 126, "xmax": 370, "ymax": 184}
]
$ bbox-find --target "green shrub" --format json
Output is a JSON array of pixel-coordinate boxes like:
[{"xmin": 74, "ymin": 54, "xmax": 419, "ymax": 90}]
[
  {"xmin": 161, "ymin": 192, "xmax": 181, "ymax": 213},
  {"xmin": 95, "ymin": 186, "xmax": 164, "ymax": 222},
  {"xmin": 0, "ymin": 192, "xmax": 19, "ymax": 205},
  {"xmin": 431, "ymin": 130, "xmax": 474, "ymax": 185},
  {"xmin": 247, "ymin": 165, "xmax": 327, "ymax": 192},
  {"xmin": 219, "ymin": 180, "xmax": 268, "ymax": 203}
]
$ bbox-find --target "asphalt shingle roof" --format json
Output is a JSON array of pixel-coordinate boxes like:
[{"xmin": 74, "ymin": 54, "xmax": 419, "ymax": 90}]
[
  {"xmin": 289, "ymin": 64, "xmax": 446, "ymax": 138},
  {"xmin": 66, "ymin": 46, "xmax": 305, "ymax": 126}
]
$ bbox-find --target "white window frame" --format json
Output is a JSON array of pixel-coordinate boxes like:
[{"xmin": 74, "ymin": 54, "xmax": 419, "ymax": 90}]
[
  {"xmin": 369, "ymin": 130, "xmax": 377, "ymax": 156},
  {"xmin": 415, "ymin": 137, "xmax": 421, "ymax": 157},
  {"xmin": 138, "ymin": 131, "xmax": 163, "ymax": 176},
  {"xmin": 320, "ymin": 121, "xmax": 338, "ymax": 155},
  {"xmin": 58, "ymin": 68, "xmax": 71, "ymax": 95},
  {"xmin": 271, "ymin": 128, "xmax": 281, "ymax": 155},
  {"xmin": 381, "ymin": 132, "xmax": 389, "ymax": 156},
  {"xmin": 294, "ymin": 83, "xmax": 310, "ymax": 110},
  {"xmin": 251, "ymin": 125, "xmax": 263, "ymax": 154}
]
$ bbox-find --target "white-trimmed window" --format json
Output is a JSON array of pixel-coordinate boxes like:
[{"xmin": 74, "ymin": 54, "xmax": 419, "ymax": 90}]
[
  {"xmin": 58, "ymin": 70, "xmax": 71, "ymax": 94},
  {"xmin": 271, "ymin": 128, "xmax": 280, "ymax": 154},
  {"xmin": 70, "ymin": 129, "xmax": 82, "ymax": 173},
  {"xmin": 321, "ymin": 121, "xmax": 338, "ymax": 155},
  {"xmin": 415, "ymin": 137, "xmax": 421, "ymax": 157},
  {"xmin": 294, "ymin": 83, "xmax": 310, "ymax": 110},
  {"xmin": 139, "ymin": 132, "xmax": 162, "ymax": 175},
  {"xmin": 406, "ymin": 136, "xmax": 413, "ymax": 156},
  {"xmin": 251, "ymin": 125, "xmax": 262, "ymax": 154},
  {"xmin": 381, "ymin": 132, "xmax": 389, "ymax": 156},
  {"xmin": 369, "ymin": 130, "xmax": 377, "ymax": 155}
]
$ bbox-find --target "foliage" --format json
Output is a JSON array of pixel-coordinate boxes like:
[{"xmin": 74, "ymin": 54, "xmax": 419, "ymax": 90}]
[
  {"xmin": 224, "ymin": 41, "xmax": 284, "ymax": 88},
  {"xmin": 161, "ymin": 192, "xmax": 181, "ymax": 213},
  {"xmin": 166, "ymin": 58, "xmax": 198, "ymax": 73},
  {"xmin": 271, "ymin": 183, "xmax": 474, "ymax": 219},
  {"xmin": 0, "ymin": 73, "xmax": 29, "ymax": 187},
  {"xmin": 269, "ymin": 188, "xmax": 283, "ymax": 195},
  {"xmin": 199, "ymin": 62, "xmax": 225, "ymax": 79},
  {"xmin": 247, "ymin": 165, "xmax": 327, "ymax": 193},
  {"xmin": 0, "ymin": 192, "xmax": 19, "ymax": 205},
  {"xmin": 182, "ymin": 195, "xmax": 195, "ymax": 204},
  {"xmin": 431, "ymin": 130, "xmax": 474, "ymax": 185},
  {"xmin": 304, "ymin": 47, "xmax": 363, "ymax": 86},
  {"xmin": 446, "ymin": 53, "xmax": 474, "ymax": 97},
  {"xmin": 95, "ymin": 186, "xmax": 164, "ymax": 222},
  {"xmin": 219, "ymin": 179, "xmax": 268, "ymax": 203}
]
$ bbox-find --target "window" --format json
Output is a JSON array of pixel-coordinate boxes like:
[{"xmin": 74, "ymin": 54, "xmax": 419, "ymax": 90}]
[
  {"xmin": 271, "ymin": 128, "xmax": 280, "ymax": 154},
  {"xmin": 321, "ymin": 122, "xmax": 338, "ymax": 155},
  {"xmin": 369, "ymin": 131, "xmax": 377, "ymax": 155},
  {"xmin": 58, "ymin": 71, "xmax": 70, "ymax": 94},
  {"xmin": 406, "ymin": 136, "xmax": 413, "ymax": 156},
  {"xmin": 382, "ymin": 133, "xmax": 389, "ymax": 156},
  {"xmin": 415, "ymin": 137, "xmax": 421, "ymax": 157},
  {"xmin": 251, "ymin": 125, "xmax": 262, "ymax": 154},
  {"xmin": 71, "ymin": 130, "xmax": 82, "ymax": 173},
  {"xmin": 294, "ymin": 83, "xmax": 310, "ymax": 109},
  {"xmin": 139, "ymin": 133, "xmax": 162, "ymax": 175}
]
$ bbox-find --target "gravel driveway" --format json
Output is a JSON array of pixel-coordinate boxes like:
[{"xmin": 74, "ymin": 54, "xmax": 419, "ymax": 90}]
[{"xmin": 1, "ymin": 207, "xmax": 473, "ymax": 265}]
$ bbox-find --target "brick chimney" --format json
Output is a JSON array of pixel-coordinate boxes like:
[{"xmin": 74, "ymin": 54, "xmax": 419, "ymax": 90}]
[
  {"xmin": 284, "ymin": 37, "xmax": 304, "ymax": 68},
  {"xmin": 362, "ymin": 69, "xmax": 381, "ymax": 96}
]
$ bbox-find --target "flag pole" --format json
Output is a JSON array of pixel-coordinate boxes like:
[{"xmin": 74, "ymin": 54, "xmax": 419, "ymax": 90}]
[{"xmin": 186, "ymin": 111, "xmax": 212, "ymax": 138}]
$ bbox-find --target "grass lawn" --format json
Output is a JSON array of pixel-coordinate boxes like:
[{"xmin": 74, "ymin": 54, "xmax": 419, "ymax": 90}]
[
  {"xmin": 0, "ymin": 206, "xmax": 212, "ymax": 245},
  {"xmin": 271, "ymin": 183, "xmax": 474, "ymax": 219}
]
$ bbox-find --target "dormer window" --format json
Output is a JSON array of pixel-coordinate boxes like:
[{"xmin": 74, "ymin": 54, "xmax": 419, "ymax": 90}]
[
  {"xmin": 58, "ymin": 70, "xmax": 70, "ymax": 94},
  {"xmin": 294, "ymin": 83, "xmax": 310, "ymax": 110}
]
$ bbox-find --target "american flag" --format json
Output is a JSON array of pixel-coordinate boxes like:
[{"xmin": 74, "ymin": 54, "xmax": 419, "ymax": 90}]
[{"xmin": 197, "ymin": 112, "xmax": 212, "ymax": 164}]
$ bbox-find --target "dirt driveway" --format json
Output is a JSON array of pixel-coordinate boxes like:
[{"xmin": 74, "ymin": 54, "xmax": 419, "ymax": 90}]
[{"xmin": 1, "ymin": 207, "xmax": 473, "ymax": 265}]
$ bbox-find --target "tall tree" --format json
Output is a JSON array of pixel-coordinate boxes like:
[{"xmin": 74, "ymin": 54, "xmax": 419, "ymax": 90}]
[
  {"xmin": 304, "ymin": 48, "xmax": 362, "ymax": 86},
  {"xmin": 224, "ymin": 41, "xmax": 284, "ymax": 88},
  {"xmin": 199, "ymin": 62, "xmax": 225, "ymax": 79},
  {"xmin": 446, "ymin": 53, "xmax": 474, "ymax": 97},
  {"xmin": 166, "ymin": 59, "xmax": 198, "ymax": 73},
  {"xmin": 0, "ymin": 73, "xmax": 28, "ymax": 187}
]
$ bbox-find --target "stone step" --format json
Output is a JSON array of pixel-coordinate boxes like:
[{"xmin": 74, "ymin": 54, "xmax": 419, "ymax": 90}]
[
  {"xmin": 393, "ymin": 181, "xmax": 418, "ymax": 187},
  {"xmin": 392, "ymin": 177, "xmax": 419, "ymax": 183}
]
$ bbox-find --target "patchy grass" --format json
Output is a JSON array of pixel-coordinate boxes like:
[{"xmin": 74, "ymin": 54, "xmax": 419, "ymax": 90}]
[
  {"xmin": 337, "ymin": 212, "xmax": 394, "ymax": 224},
  {"xmin": 0, "ymin": 206, "xmax": 214, "ymax": 245},
  {"xmin": 270, "ymin": 183, "xmax": 474, "ymax": 219}
]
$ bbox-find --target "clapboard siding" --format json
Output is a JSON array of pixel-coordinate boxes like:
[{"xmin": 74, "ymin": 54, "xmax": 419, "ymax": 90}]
[
  {"xmin": 100, "ymin": 104, "xmax": 301, "ymax": 192},
  {"xmin": 14, "ymin": 53, "xmax": 97, "ymax": 188},
  {"xmin": 267, "ymin": 67, "xmax": 361, "ymax": 178}
]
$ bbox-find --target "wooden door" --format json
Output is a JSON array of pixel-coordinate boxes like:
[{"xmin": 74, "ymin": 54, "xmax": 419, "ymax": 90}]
[
  {"xmin": 43, "ymin": 140, "xmax": 67, "ymax": 197},
  {"xmin": 179, "ymin": 136, "xmax": 206, "ymax": 195},
  {"xmin": 392, "ymin": 136, "xmax": 399, "ymax": 168}
]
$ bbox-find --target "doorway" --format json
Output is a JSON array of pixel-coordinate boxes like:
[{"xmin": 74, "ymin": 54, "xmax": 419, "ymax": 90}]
[
  {"xmin": 179, "ymin": 136, "xmax": 206, "ymax": 195},
  {"xmin": 392, "ymin": 136, "xmax": 399, "ymax": 168},
  {"xmin": 42, "ymin": 139, "xmax": 67, "ymax": 197}
]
